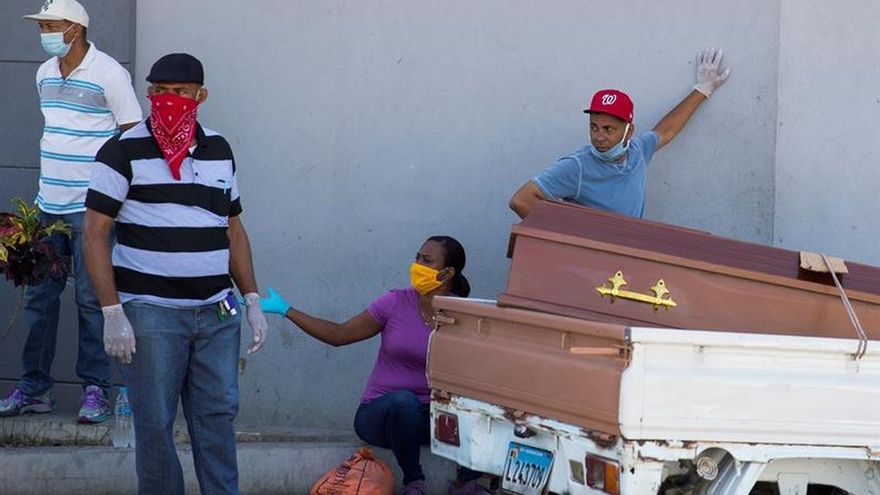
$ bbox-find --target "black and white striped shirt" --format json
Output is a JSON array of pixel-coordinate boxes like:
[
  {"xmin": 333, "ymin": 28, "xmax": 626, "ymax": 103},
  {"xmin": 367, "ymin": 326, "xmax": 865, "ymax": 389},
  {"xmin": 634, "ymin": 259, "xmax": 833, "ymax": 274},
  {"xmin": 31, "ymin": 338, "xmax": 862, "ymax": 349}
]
[{"xmin": 86, "ymin": 120, "xmax": 241, "ymax": 307}]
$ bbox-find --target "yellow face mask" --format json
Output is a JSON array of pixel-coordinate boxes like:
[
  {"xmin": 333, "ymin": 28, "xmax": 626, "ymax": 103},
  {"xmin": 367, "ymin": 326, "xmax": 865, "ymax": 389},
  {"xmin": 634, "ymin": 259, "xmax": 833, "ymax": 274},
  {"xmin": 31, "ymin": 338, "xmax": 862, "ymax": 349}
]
[{"xmin": 410, "ymin": 262, "xmax": 445, "ymax": 295}]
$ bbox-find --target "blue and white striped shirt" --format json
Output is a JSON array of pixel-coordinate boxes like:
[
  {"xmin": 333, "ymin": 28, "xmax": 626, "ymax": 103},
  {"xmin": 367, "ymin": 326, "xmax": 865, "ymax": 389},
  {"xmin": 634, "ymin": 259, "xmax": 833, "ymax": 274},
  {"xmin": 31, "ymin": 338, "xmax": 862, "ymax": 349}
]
[{"xmin": 36, "ymin": 43, "xmax": 142, "ymax": 214}]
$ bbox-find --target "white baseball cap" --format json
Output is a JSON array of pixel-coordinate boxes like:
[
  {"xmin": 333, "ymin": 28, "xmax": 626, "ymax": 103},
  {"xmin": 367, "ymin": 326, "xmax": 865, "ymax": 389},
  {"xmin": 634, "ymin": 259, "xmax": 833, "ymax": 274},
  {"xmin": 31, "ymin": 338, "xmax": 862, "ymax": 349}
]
[{"xmin": 23, "ymin": 0, "xmax": 90, "ymax": 28}]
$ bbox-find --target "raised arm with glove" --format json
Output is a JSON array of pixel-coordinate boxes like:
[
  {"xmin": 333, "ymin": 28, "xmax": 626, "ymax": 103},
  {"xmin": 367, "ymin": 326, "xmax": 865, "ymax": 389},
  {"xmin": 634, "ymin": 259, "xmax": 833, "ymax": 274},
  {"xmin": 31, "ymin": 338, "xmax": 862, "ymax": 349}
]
[{"xmin": 653, "ymin": 46, "xmax": 731, "ymax": 149}]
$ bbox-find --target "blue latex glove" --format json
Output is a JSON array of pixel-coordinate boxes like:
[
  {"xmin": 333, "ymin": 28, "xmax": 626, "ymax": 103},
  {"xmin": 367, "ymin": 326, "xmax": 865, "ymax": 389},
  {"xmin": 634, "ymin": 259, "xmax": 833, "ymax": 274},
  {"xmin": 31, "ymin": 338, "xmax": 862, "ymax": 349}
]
[{"xmin": 260, "ymin": 287, "xmax": 292, "ymax": 315}]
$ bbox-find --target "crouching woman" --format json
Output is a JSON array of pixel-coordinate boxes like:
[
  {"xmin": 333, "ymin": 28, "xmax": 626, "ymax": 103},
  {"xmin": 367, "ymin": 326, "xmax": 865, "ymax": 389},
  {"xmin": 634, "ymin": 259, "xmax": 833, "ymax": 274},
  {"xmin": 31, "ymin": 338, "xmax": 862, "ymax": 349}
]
[{"xmin": 261, "ymin": 236, "xmax": 490, "ymax": 495}]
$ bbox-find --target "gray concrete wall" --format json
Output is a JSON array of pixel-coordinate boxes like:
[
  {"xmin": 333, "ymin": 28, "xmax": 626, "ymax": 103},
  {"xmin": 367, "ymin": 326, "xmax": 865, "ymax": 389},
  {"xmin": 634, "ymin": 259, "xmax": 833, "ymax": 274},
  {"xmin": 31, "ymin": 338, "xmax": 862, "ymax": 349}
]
[
  {"xmin": 774, "ymin": 0, "xmax": 880, "ymax": 266},
  {"xmin": 0, "ymin": 0, "xmax": 136, "ymax": 409},
  {"xmin": 134, "ymin": 0, "xmax": 794, "ymax": 430}
]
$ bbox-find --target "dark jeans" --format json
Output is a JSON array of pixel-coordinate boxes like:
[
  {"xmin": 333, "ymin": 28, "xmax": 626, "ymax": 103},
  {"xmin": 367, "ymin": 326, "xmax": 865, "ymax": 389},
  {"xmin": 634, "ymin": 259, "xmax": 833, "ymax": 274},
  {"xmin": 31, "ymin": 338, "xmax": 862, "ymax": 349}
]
[
  {"xmin": 354, "ymin": 390, "xmax": 483, "ymax": 485},
  {"xmin": 20, "ymin": 211, "xmax": 111, "ymax": 396}
]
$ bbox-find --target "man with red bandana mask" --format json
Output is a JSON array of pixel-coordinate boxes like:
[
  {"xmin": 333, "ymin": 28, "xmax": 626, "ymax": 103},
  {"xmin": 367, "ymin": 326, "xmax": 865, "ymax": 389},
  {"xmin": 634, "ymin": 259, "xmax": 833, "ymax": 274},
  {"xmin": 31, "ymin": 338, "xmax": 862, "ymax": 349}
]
[{"xmin": 83, "ymin": 53, "xmax": 268, "ymax": 495}]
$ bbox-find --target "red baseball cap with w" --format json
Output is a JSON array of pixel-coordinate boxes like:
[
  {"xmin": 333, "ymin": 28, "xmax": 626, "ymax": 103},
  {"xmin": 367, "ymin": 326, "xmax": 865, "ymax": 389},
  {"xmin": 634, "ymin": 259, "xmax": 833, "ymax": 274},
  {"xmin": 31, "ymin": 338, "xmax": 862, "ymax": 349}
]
[{"xmin": 583, "ymin": 89, "xmax": 634, "ymax": 123}]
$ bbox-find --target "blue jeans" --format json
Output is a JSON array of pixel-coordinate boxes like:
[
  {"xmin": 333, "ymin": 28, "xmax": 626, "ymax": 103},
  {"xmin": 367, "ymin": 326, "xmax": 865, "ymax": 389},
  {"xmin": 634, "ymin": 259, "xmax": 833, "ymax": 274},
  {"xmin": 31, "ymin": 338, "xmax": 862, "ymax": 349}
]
[
  {"xmin": 354, "ymin": 390, "xmax": 483, "ymax": 485},
  {"xmin": 121, "ymin": 300, "xmax": 241, "ymax": 495},
  {"xmin": 19, "ymin": 211, "xmax": 111, "ymax": 396}
]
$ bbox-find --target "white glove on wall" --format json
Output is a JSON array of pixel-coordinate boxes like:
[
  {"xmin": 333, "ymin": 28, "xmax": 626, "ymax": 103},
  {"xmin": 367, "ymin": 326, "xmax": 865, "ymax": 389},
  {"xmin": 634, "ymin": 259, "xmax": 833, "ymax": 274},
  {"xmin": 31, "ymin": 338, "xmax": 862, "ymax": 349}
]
[{"xmin": 694, "ymin": 47, "xmax": 731, "ymax": 97}]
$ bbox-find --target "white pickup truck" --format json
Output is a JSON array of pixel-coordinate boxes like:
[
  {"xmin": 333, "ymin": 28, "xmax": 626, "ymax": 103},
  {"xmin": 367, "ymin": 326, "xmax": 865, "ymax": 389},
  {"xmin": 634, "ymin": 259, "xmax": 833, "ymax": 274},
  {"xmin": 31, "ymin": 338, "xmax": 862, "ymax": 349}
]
[{"xmin": 427, "ymin": 297, "xmax": 880, "ymax": 495}]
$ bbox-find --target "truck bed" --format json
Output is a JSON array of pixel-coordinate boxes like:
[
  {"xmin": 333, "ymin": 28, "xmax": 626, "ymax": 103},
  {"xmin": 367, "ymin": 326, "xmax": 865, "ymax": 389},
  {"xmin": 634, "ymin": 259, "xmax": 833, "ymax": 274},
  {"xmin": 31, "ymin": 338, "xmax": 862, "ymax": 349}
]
[
  {"xmin": 429, "ymin": 297, "xmax": 629, "ymax": 435},
  {"xmin": 429, "ymin": 297, "xmax": 880, "ymax": 449}
]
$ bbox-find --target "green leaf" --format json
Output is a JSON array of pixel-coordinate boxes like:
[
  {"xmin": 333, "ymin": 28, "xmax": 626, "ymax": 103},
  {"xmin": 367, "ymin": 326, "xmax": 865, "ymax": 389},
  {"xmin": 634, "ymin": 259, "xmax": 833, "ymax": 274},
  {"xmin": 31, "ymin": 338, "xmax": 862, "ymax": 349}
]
[{"xmin": 42, "ymin": 221, "xmax": 71, "ymax": 238}]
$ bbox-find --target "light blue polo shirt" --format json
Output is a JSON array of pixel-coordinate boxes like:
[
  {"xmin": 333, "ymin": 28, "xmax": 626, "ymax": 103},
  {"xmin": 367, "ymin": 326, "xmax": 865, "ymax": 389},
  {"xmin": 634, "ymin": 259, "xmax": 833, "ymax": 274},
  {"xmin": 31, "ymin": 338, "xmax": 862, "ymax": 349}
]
[{"xmin": 532, "ymin": 131, "xmax": 660, "ymax": 218}]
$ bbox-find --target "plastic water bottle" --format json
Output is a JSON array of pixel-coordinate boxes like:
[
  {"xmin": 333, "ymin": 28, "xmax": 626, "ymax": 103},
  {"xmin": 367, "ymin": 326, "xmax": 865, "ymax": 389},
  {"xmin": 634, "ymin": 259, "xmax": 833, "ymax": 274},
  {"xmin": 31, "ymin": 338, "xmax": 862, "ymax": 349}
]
[{"xmin": 112, "ymin": 386, "xmax": 135, "ymax": 448}]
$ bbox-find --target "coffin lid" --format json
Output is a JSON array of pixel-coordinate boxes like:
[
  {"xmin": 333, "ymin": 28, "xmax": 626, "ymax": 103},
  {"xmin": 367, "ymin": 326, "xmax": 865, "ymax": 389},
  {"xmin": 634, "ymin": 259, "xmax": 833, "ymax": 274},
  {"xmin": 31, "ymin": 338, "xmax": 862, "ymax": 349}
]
[{"xmin": 511, "ymin": 201, "xmax": 880, "ymax": 297}]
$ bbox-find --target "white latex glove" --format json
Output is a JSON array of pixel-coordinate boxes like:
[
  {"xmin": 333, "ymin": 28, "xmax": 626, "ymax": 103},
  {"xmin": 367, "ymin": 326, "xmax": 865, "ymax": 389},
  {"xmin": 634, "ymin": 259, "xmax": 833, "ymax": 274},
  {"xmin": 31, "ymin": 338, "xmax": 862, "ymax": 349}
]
[
  {"xmin": 243, "ymin": 292, "xmax": 268, "ymax": 354},
  {"xmin": 694, "ymin": 47, "xmax": 731, "ymax": 97},
  {"xmin": 102, "ymin": 304, "xmax": 136, "ymax": 364}
]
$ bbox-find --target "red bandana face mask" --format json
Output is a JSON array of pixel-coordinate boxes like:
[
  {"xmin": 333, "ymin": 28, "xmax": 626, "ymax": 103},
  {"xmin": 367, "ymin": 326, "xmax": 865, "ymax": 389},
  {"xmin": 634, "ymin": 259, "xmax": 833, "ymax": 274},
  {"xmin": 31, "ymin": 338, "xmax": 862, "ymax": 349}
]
[{"xmin": 148, "ymin": 92, "xmax": 200, "ymax": 180}]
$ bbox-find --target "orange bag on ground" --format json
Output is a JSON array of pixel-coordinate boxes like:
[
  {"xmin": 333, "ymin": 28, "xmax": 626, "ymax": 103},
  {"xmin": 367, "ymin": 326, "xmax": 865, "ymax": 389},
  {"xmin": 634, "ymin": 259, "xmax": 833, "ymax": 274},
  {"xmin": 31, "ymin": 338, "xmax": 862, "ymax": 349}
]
[{"xmin": 310, "ymin": 447, "xmax": 396, "ymax": 495}]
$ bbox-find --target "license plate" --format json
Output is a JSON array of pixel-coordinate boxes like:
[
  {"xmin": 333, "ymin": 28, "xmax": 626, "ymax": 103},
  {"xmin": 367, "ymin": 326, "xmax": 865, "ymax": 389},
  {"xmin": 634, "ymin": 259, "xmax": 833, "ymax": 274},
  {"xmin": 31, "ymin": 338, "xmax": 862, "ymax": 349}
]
[{"xmin": 501, "ymin": 442, "xmax": 554, "ymax": 495}]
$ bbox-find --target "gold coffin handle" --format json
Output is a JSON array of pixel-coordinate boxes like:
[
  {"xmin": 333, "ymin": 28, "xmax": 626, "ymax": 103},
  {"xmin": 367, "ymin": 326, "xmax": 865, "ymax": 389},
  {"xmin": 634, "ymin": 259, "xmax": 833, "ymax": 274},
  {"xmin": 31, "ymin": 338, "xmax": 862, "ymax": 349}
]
[{"xmin": 596, "ymin": 270, "xmax": 677, "ymax": 310}]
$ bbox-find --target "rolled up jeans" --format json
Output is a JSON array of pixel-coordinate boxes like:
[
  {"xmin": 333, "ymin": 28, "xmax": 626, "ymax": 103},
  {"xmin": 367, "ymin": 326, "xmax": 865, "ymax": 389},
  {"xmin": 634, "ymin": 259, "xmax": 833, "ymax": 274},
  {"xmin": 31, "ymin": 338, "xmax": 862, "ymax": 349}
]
[{"xmin": 121, "ymin": 300, "xmax": 241, "ymax": 495}]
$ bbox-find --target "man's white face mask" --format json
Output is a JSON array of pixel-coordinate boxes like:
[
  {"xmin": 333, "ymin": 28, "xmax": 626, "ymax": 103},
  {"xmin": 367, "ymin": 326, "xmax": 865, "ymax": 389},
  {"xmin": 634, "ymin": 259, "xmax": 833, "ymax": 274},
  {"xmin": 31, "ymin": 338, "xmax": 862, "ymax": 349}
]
[{"xmin": 591, "ymin": 123, "xmax": 630, "ymax": 162}]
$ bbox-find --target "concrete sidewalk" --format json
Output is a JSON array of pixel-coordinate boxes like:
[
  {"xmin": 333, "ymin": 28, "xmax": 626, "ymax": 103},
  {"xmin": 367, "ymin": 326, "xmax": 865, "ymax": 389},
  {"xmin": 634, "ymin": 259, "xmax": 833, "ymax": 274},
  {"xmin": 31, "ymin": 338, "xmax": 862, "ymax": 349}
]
[{"xmin": 0, "ymin": 413, "xmax": 459, "ymax": 495}]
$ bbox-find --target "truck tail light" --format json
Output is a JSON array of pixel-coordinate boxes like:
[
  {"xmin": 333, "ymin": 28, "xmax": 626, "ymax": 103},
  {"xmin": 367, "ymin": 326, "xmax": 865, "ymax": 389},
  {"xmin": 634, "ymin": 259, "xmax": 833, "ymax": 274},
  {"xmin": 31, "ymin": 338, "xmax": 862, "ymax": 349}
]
[
  {"xmin": 585, "ymin": 455, "xmax": 620, "ymax": 494},
  {"xmin": 434, "ymin": 412, "xmax": 460, "ymax": 446}
]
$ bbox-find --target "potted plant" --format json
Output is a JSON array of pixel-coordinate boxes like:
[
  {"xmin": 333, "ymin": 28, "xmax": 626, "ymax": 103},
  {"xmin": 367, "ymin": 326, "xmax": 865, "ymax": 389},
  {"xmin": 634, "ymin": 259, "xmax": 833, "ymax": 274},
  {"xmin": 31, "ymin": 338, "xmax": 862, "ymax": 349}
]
[{"xmin": 0, "ymin": 198, "xmax": 71, "ymax": 340}]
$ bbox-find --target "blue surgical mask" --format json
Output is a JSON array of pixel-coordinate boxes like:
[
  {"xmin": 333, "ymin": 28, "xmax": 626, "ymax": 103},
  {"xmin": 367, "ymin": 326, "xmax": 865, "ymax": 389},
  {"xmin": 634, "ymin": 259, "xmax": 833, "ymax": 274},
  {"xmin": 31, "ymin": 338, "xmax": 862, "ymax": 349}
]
[
  {"xmin": 40, "ymin": 25, "xmax": 74, "ymax": 58},
  {"xmin": 590, "ymin": 123, "xmax": 631, "ymax": 163}
]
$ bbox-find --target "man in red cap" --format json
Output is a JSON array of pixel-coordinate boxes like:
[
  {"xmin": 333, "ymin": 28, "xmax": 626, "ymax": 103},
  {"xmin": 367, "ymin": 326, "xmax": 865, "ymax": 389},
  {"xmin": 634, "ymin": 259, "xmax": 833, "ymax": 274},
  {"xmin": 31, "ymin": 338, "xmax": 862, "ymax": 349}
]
[{"xmin": 509, "ymin": 47, "xmax": 730, "ymax": 219}]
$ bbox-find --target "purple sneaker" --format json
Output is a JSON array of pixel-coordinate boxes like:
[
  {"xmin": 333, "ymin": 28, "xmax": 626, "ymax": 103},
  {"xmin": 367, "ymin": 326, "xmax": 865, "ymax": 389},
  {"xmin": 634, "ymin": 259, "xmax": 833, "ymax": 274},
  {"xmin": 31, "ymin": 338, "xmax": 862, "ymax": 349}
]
[
  {"xmin": 448, "ymin": 480, "xmax": 493, "ymax": 495},
  {"xmin": 77, "ymin": 385, "xmax": 110, "ymax": 424},
  {"xmin": 0, "ymin": 388, "xmax": 54, "ymax": 417},
  {"xmin": 401, "ymin": 480, "xmax": 428, "ymax": 495}
]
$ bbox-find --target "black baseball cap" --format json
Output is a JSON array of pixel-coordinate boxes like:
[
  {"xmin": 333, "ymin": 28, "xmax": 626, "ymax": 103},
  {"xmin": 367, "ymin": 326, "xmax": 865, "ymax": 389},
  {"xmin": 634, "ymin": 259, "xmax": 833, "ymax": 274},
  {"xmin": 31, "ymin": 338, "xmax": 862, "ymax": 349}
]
[{"xmin": 146, "ymin": 53, "xmax": 204, "ymax": 85}]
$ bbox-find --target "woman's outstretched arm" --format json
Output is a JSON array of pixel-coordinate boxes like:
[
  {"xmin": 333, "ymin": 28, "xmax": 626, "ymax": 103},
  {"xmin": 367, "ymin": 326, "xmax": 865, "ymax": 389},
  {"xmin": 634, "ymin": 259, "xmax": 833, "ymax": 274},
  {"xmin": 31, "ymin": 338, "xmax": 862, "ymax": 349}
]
[{"xmin": 262, "ymin": 288, "xmax": 382, "ymax": 347}]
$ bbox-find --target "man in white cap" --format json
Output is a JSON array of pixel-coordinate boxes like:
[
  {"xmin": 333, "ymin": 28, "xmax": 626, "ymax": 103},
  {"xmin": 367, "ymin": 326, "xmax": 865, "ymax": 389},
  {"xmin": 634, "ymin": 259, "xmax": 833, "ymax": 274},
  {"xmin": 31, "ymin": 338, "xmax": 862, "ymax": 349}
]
[
  {"xmin": 509, "ymin": 47, "xmax": 731, "ymax": 220},
  {"xmin": 0, "ymin": 0, "xmax": 142, "ymax": 424}
]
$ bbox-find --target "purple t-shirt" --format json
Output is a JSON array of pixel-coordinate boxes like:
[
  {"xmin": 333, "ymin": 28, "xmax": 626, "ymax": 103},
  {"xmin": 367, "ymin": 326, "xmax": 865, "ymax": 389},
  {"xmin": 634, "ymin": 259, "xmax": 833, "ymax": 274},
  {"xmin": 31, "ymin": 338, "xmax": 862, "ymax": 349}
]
[{"xmin": 361, "ymin": 288, "xmax": 433, "ymax": 404}]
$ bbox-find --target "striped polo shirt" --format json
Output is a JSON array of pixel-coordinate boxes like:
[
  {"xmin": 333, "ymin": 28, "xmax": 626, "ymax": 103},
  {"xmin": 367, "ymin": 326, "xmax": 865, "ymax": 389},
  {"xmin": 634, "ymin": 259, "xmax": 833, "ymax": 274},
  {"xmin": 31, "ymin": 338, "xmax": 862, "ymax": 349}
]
[
  {"xmin": 36, "ymin": 43, "xmax": 142, "ymax": 214},
  {"xmin": 85, "ymin": 121, "xmax": 242, "ymax": 307}
]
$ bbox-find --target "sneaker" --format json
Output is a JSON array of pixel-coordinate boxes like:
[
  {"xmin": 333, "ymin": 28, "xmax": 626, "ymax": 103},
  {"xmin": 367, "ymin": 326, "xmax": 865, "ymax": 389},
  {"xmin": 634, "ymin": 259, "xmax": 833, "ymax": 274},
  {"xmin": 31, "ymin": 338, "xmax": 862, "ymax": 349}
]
[
  {"xmin": 77, "ymin": 385, "xmax": 110, "ymax": 424},
  {"xmin": 0, "ymin": 388, "xmax": 54, "ymax": 417},
  {"xmin": 401, "ymin": 480, "xmax": 428, "ymax": 495},
  {"xmin": 448, "ymin": 480, "xmax": 493, "ymax": 495}
]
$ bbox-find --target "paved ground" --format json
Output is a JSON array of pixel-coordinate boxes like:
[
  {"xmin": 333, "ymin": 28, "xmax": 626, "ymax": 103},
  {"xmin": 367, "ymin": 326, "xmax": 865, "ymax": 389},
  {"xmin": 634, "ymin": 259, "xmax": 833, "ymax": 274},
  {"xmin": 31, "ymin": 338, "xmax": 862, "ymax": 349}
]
[{"xmin": 0, "ymin": 412, "xmax": 459, "ymax": 495}]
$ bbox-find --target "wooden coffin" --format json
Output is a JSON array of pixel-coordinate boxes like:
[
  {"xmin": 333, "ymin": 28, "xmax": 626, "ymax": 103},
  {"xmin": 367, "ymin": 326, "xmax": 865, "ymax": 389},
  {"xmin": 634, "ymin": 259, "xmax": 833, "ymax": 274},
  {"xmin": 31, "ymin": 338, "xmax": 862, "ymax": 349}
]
[
  {"xmin": 428, "ymin": 297, "xmax": 629, "ymax": 435},
  {"xmin": 498, "ymin": 201, "xmax": 880, "ymax": 340}
]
